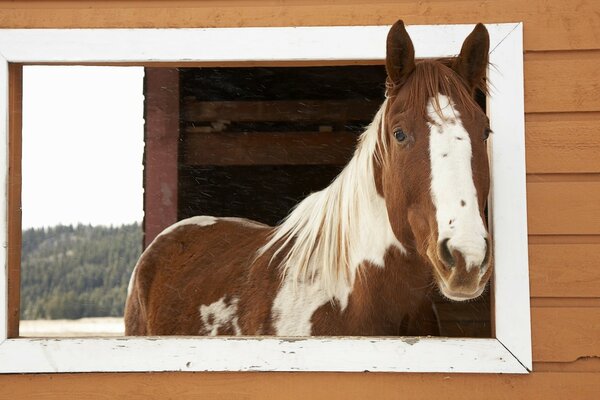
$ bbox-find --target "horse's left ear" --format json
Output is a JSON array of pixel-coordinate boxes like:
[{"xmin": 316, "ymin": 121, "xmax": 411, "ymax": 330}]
[
  {"xmin": 386, "ymin": 20, "xmax": 416, "ymax": 85},
  {"xmin": 453, "ymin": 23, "xmax": 489, "ymax": 93}
]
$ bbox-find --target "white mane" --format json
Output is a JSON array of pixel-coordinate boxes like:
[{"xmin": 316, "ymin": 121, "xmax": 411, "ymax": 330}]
[{"xmin": 258, "ymin": 99, "xmax": 403, "ymax": 299}]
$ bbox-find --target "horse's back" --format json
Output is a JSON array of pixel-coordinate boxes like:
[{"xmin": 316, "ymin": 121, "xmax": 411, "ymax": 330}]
[{"xmin": 124, "ymin": 216, "xmax": 272, "ymax": 336}]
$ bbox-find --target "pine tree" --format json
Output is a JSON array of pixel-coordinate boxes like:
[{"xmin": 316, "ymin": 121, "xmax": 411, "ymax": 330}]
[{"xmin": 20, "ymin": 222, "xmax": 143, "ymax": 320}]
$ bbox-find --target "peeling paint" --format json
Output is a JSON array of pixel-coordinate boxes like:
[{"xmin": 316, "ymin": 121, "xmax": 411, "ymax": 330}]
[{"xmin": 403, "ymin": 337, "xmax": 420, "ymax": 346}]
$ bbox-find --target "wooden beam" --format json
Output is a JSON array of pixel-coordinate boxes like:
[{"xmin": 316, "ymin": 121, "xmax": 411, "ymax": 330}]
[
  {"xmin": 182, "ymin": 100, "xmax": 379, "ymax": 123},
  {"xmin": 7, "ymin": 63, "xmax": 22, "ymax": 338},
  {"xmin": 182, "ymin": 131, "xmax": 357, "ymax": 166},
  {"xmin": 143, "ymin": 68, "xmax": 179, "ymax": 248},
  {"xmin": 3, "ymin": 371, "xmax": 600, "ymax": 399}
]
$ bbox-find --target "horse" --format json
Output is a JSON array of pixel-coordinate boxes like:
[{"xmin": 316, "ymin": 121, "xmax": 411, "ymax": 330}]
[{"xmin": 125, "ymin": 20, "xmax": 493, "ymax": 337}]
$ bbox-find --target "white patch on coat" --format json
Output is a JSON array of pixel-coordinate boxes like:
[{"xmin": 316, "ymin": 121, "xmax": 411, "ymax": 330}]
[
  {"xmin": 428, "ymin": 94, "xmax": 488, "ymax": 271},
  {"xmin": 199, "ymin": 296, "xmax": 241, "ymax": 336},
  {"xmin": 158, "ymin": 216, "xmax": 218, "ymax": 238},
  {"xmin": 126, "ymin": 263, "xmax": 139, "ymax": 299},
  {"xmin": 267, "ymin": 101, "xmax": 406, "ymax": 335},
  {"xmin": 272, "ymin": 276, "xmax": 330, "ymax": 336}
]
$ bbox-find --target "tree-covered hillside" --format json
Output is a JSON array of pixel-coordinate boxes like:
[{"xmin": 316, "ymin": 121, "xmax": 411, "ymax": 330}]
[{"xmin": 20, "ymin": 223, "xmax": 142, "ymax": 320}]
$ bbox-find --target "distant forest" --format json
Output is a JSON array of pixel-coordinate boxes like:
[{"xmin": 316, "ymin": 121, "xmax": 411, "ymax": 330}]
[{"xmin": 20, "ymin": 223, "xmax": 142, "ymax": 320}]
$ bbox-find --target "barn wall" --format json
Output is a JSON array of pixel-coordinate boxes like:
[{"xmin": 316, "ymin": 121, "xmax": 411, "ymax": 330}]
[{"xmin": 2, "ymin": 1, "xmax": 599, "ymax": 398}]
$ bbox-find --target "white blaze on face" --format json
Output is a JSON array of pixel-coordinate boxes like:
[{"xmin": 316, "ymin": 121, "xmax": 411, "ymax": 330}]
[{"xmin": 428, "ymin": 94, "xmax": 488, "ymax": 271}]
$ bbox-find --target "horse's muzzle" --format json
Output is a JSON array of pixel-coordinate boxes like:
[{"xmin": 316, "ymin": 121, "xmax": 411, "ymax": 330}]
[{"xmin": 430, "ymin": 237, "xmax": 493, "ymax": 301}]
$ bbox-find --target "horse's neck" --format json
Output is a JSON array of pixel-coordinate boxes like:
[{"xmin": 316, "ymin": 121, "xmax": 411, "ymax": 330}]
[
  {"xmin": 266, "ymin": 99, "xmax": 413, "ymax": 305},
  {"xmin": 301, "ymin": 158, "xmax": 410, "ymax": 312}
]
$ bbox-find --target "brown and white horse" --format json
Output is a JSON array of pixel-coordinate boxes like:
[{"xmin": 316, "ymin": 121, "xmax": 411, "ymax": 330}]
[{"xmin": 125, "ymin": 21, "xmax": 493, "ymax": 337}]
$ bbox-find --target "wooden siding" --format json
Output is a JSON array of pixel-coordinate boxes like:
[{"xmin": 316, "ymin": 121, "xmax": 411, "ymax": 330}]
[
  {"xmin": 3, "ymin": 371, "xmax": 600, "ymax": 399},
  {"xmin": 2, "ymin": 0, "xmax": 600, "ymax": 398},
  {"xmin": 525, "ymin": 113, "xmax": 600, "ymax": 174},
  {"xmin": 0, "ymin": 0, "xmax": 598, "ymax": 52}
]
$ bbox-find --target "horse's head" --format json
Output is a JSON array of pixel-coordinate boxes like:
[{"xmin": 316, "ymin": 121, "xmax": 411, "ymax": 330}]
[{"xmin": 378, "ymin": 21, "xmax": 492, "ymax": 301}]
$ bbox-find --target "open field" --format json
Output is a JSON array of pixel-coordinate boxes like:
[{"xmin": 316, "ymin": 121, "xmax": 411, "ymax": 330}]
[{"xmin": 20, "ymin": 317, "xmax": 124, "ymax": 337}]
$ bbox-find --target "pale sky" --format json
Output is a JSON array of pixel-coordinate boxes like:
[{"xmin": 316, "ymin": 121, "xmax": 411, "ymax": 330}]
[{"xmin": 22, "ymin": 66, "xmax": 145, "ymax": 229}]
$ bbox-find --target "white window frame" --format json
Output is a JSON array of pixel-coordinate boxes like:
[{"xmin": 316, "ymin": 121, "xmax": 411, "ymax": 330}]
[{"xmin": 0, "ymin": 23, "xmax": 531, "ymax": 374}]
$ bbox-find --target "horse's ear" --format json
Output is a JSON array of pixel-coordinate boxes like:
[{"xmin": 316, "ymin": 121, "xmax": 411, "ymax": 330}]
[
  {"xmin": 386, "ymin": 20, "xmax": 416, "ymax": 85},
  {"xmin": 453, "ymin": 23, "xmax": 489, "ymax": 92}
]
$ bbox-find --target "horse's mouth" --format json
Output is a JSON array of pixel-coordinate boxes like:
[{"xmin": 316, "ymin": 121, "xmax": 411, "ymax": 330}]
[{"xmin": 436, "ymin": 279, "xmax": 487, "ymax": 302}]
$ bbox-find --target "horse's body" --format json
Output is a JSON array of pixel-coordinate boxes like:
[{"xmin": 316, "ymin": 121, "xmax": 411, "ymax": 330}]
[
  {"xmin": 125, "ymin": 21, "xmax": 493, "ymax": 337},
  {"xmin": 125, "ymin": 216, "xmax": 438, "ymax": 336}
]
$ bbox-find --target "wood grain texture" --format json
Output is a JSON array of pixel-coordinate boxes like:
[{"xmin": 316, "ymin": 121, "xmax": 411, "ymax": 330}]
[
  {"xmin": 531, "ymin": 307, "xmax": 600, "ymax": 362},
  {"xmin": 534, "ymin": 358, "xmax": 600, "ymax": 372},
  {"xmin": 183, "ymin": 131, "xmax": 357, "ymax": 166},
  {"xmin": 525, "ymin": 113, "xmax": 600, "ymax": 174},
  {"xmin": 529, "ymin": 243, "xmax": 600, "ymax": 297},
  {"xmin": 0, "ymin": 1, "xmax": 598, "ymax": 52},
  {"xmin": 7, "ymin": 64, "xmax": 22, "ymax": 338},
  {"xmin": 2, "ymin": 371, "xmax": 600, "ymax": 400},
  {"xmin": 524, "ymin": 51, "xmax": 600, "ymax": 113},
  {"xmin": 143, "ymin": 68, "xmax": 179, "ymax": 248},
  {"xmin": 527, "ymin": 181, "xmax": 600, "ymax": 235},
  {"xmin": 182, "ymin": 100, "xmax": 379, "ymax": 123}
]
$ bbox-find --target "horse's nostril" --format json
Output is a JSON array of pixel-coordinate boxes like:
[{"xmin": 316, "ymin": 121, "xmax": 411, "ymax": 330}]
[
  {"xmin": 437, "ymin": 238, "xmax": 455, "ymax": 268},
  {"xmin": 481, "ymin": 237, "xmax": 490, "ymax": 269}
]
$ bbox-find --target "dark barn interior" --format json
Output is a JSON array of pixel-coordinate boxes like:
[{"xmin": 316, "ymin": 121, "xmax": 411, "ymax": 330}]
[{"xmin": 178, "ymin": 66, "xmax": 385, "ymax": 225}]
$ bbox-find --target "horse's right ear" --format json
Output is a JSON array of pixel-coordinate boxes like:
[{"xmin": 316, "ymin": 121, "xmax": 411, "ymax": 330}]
[{"xmin": 386, "ymin": 20, "xmax": 416, "ymax": 85}]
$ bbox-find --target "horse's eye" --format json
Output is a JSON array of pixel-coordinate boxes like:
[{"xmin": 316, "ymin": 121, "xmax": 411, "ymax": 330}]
[
  {"xmin": 483, "ymin": 128, "xmax": 492, "ymax": 141},
  {"xmin": 394, "ymin": 129, "xmax": 407, "ymax": 142}
]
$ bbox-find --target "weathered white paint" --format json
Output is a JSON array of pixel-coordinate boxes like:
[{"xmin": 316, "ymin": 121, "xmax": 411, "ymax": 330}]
[
  {"xmin": 199, "ymin": 297, "xmax": 241, "ymax": 336},
  {"xmin": 0, "ymin": 23, "xmax": 530, "ymax": 373},
  {"xmin": 487, "ymin": 23, "xmax": 532, "ymax": 370},
  {"xmin": 0, "ymin": 55, "xmax": 8, "ymax": 345},
  {"xmin": 0, "ymin": 25, "xmax": 516, "ymax": 64},
  {"xmin": 428, "ymin": 94, "xmax": 488, "ymax": 275},
  {"xmin": 0, "ymin": 337, "xmax": 526, "ymax": 373}
]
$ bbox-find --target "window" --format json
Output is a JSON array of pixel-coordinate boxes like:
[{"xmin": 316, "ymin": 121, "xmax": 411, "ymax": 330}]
[{"xmin": 0, "ymin": 23, "xmax": 531, "ymax": 373}]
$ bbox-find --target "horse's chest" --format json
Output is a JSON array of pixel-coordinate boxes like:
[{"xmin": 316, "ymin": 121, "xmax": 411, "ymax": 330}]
[{"xmin": 270, "ymin": 277, "xmax": 331, "ymax": 336}]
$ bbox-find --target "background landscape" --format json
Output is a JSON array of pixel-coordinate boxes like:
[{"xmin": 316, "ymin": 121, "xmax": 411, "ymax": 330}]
[{"xmin": 20, "ymin": 223, "xmax": 141, "ymax": 321}]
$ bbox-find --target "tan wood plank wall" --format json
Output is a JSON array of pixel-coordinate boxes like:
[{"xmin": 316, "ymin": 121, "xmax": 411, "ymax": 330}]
[{"xmin": 2, "ymin": 1, "xmax": 600, "ymax": 398}]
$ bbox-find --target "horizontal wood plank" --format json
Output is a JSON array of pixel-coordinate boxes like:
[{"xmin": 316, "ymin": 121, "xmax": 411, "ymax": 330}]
[
  {"xmin": 524, "ymin": 51, "xmax": 600, "ymax": 113},
  {"xmin": 534, "ymin": 358, "xmax": 600, "ymax": 372},
  {"xmin": 2, "ymin": 371, "xmax": 600, "ymax": 400},
  {"xmin": 525, "ymin": 113, "xmax": 600, "ymax": 174},
  {"xmin": 527, "ymin": 181, "xmax": 600, "ymax": 235},
  {"xmin": 532, "ymin": 307, "xmax": 600, "ymax": 362},
  {"xmin": 182, "ymin": 100, "xmax": 379, "ymax": 123},
  {"xmin": 529, "ymin": 243, "xmax": 600, "ymax": 297},
  {"xmin": 183, "ymin": 131, "xmax": 357, "ymax": 165},
  {"xmin": 0, "ymin": 1, "xmax": 599, "ymax": 52}
]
